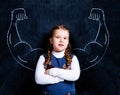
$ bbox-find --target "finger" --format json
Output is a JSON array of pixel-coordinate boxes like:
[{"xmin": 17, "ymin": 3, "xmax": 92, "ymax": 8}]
[
  {"xmin": 23, "ymin": 14, "xmax": 28, "ymax": 20},
  {"xmin": 16, "ymin": 14, "xmax": 20, "ymax": 21},
  {"xmin": 24, "ymin": 15, "xmax": 28, "ymax": 19},
  {"xmin": 21, "ymin": 14, "xmax": 24, "ymax": 20},
  {"xmin": 95, "ymin": 13, "xmax": 97, "ymax": 20},
  {"xmin": 19, "ymin": 14, "xmax": 22, "ymax": 20},
  {"xmin": 96, "ymin": 13, "xmax": 100, "ymax": 21},
  {"xmin": 92, "ymin": 14, "xmax": 96, "ymax": 20},
  {"xmin": 88, "ymin": 14, "xmax": 92, "ymax": 19}
]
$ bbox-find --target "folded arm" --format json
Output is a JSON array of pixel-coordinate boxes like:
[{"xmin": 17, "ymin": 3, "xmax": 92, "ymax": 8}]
[
  {"xmin": 35, "ymin": 55, "xmax": 64, "ymax": 85},
  {"xmin": 49, "ymin": 55, "xmax": 81, "ymax": 81}
]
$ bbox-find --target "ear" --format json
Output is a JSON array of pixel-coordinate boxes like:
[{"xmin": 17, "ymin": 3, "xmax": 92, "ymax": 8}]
[{"xmin": 49, "ymin": 38, "xmax": 53, "ymax": 44}]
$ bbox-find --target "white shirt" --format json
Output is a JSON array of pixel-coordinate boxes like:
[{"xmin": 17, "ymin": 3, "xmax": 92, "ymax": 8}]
[{"xmin": 35, "ymin": 50, "xmax": 80, "ymax": 85}]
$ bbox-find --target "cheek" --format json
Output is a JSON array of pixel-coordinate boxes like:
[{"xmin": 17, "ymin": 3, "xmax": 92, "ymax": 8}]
[
  {"xmin": 66, "ymin": 40, "xmax": 69, "ymax": 44},
  {"xmin": 65, "ymin": 40, "xmax": 69, "ymax": 46},
  {"xmin": 50, "ymin": 39, "xmax": 58, "ymax": 46}
]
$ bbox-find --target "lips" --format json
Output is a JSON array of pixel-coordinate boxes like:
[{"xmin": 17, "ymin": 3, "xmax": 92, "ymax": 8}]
[{"xmin": 58, "ymin": 44, "xmax": 64, "ymax": 46}]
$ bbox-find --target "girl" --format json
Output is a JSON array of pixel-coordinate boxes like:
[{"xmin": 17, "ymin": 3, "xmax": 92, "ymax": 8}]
[{"xmin": 35, "ymin": 25, "xmax": 80, "ymax": 95}]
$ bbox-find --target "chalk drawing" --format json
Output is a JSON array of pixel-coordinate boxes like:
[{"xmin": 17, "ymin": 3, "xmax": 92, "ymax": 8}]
[
  {"xmin": 73, "ymin": 8, "xmax": 109, "ymax": 71},
  {"xmin": 7, "ymin": 8, "xmax": 109, "ymax": 71},
  {"xmin": 7, "ymin": 8, "xmax": 44, "ymax": 71}
]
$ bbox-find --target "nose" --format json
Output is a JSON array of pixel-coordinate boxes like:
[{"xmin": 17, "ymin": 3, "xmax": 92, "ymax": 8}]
[{"xmin": 60, "ymin": 38, "xmax": 64, "ymax": 42}]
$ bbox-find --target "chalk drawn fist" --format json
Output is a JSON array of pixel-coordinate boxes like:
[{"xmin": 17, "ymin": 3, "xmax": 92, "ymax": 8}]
[
  {"xmin": 88, "ymin": 8, "xmax": 105, "ymax": 23},
  {"xmin": 11, "ymin": 8, "xmax": 28, "ymax": 22}
]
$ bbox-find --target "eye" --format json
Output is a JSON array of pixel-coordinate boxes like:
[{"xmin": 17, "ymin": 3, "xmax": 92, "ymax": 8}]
[
  {"xmin": 64, "ymin": 37, "xmax": 68, "ymax": 39},
  {"xmin": 56, "ymin": 36, "xmax": 60, "ymax": 39}
]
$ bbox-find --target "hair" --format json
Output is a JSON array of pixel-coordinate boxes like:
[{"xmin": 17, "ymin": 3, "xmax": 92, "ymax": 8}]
[{"xmin": 44, "ymin": 24, "xmax": 72, "ymax": 69}]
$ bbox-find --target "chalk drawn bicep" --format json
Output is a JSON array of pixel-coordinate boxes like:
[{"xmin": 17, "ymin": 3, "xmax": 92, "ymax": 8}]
[
  {"xmin": 7, "ymin": 8, "xmax": 44, "ymax": 71},
  {"xmin": 73, "ymin": 8, "xmax": 109, "ymax": 71}
]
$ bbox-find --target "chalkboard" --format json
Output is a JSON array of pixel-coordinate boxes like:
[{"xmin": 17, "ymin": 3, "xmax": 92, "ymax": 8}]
[{"xmin": 0, "ymin": 0, "xmax": 120, "ymax": 95}]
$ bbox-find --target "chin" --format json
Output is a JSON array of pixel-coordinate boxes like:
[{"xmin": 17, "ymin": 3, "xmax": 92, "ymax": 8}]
[{"xmin": 55, "ymin": 49, "xmax": 65, "ymax": 52}]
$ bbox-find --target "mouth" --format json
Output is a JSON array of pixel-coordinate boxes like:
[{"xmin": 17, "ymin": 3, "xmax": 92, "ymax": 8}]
[{"xmin": 58, "ymin": 44, "xmax": 64, "ymax": 46}]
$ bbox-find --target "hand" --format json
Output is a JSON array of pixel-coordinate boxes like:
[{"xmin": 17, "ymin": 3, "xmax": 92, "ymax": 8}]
[
  {"xmin": 88, "ymin": 8, "xmax": 105, "ymax": 23},
  {"xmin": 11, "ymin": 8, "xmax": 28, "ymax": 22},
  {"xmin": 44, "ymin": 69, "xmax": 50, "ymax": 75}
]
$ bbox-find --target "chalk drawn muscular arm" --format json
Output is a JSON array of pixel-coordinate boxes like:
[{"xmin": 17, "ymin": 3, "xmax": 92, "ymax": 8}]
[
  {"xmin": 7, "ymin": 8, "xmax": 43, "ymax": 71},
  {"xmin": 8, "ymin": 8, "xmax": 28, "ymax": 46},
  {"xmin": 74, "ymin": 8, "xmax": 109, "ymax": 70}
]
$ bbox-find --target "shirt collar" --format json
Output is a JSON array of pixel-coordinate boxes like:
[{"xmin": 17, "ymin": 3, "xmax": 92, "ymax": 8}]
[{"xmin": 52, "ymin": 50, "xmax": 65, "ymax": 58}]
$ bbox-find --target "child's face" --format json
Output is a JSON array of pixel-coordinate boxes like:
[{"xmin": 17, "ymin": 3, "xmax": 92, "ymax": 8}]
[{"xmin": 50, "ymin": 29, "xmax": 69, "ymax": 52}]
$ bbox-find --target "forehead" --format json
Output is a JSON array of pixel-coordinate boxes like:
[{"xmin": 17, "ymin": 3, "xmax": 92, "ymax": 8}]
[{"xmin": 53, "ymin": 29, "xmax": 69, "ymax": 36}]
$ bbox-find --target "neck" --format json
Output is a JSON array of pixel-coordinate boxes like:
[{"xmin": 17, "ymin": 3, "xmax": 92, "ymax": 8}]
[{"xmin": 52, "ymin": 50, "xmax": 65, "ymax": 58}]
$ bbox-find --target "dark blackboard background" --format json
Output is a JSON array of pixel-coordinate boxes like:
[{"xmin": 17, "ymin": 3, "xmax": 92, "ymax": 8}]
[{"xmin": 0, "ymin": 0, "xmax": 120, "ymax": 95}]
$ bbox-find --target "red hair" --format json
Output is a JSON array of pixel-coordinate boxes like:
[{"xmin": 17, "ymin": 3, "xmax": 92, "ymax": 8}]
[{"xmin": 44, "ymin": 25, "xmax": 72, "ymax": 69}]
